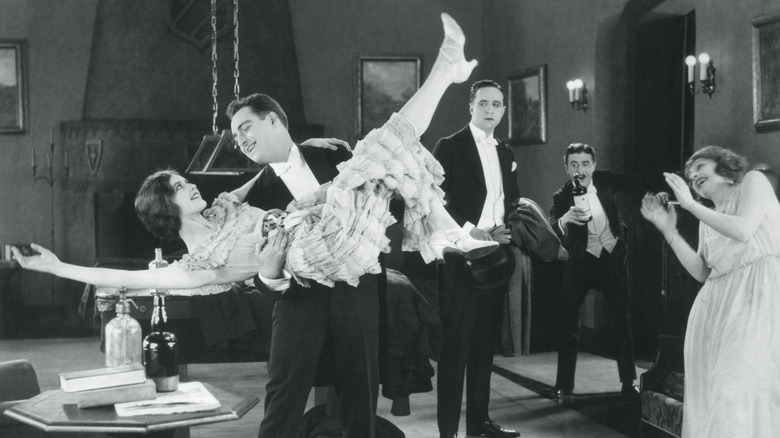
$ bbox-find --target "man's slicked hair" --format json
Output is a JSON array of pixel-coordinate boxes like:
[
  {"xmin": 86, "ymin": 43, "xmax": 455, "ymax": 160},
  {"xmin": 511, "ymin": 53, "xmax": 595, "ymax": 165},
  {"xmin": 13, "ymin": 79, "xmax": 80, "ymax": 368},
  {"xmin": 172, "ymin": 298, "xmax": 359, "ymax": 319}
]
[
  {"xmin": 563, "ymin": 143, "xmax": 596, "ymax": 164},
  {"xmin": 469, "ymin": 79, "xmax": 506, "ymax": 105},
  {"xmin": 226, "ymin": 93, "xmax": 289, "ymax": 129}
]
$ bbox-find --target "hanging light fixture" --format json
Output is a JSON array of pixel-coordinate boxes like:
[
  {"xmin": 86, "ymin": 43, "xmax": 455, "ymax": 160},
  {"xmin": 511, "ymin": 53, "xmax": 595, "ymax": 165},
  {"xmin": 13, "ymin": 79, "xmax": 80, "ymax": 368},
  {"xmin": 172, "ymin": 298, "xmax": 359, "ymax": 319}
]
[{"xmin": 187, "ymin": 0, "xmax": 259, "ymax": 175}]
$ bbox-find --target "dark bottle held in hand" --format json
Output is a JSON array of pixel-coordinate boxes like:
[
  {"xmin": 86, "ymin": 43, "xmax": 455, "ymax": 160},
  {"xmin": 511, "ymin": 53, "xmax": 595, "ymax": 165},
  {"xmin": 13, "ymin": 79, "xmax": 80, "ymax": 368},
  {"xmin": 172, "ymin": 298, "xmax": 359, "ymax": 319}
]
[
  {"xmin": 572, "ymin": 174, "xmax": 592, "ymax": 222},
  {"xmin": 143, "ymin": 248, "xmax": 179, "ymax": 392}
]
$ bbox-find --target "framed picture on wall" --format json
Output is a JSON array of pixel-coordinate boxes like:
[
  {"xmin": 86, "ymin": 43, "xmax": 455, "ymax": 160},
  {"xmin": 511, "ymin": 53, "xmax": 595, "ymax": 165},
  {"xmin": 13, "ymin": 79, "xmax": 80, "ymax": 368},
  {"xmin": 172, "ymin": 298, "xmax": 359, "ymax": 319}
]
[
  {"xmin": 752, "ymin": 12, "xmax": 780, "ymax": 132},
  {"xmin": 357, "ymin": 56, "xmax": 421, "ymax": 138},
  {"xmin": 508, "ymin": 65, "xmax": 547, "ymax": 145},
  {"xmin": 0, "ymin": 40, "xmax": 26, "ymax": 134}
]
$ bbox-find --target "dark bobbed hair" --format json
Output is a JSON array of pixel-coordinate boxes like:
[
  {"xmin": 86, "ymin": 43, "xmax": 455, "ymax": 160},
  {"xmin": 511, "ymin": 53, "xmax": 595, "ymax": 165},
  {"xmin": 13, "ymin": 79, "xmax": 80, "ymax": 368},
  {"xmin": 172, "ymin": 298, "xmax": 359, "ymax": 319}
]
[
  {"xmin": 134, "ymin": 169, "xmax": 182, "ymax": 241},
  {"xmin": 563, "ymin": 143, "xmax": 596, "ymax": 164},
  {"xmin": 683, "ymin": 146, "xmax": 749, "ymax": 184},
  {"xmin": 469, "ymin": 79, "xmax": 506, "ymax": 105},
  {"xmin": 226, "ymin": 93, "xmax": 289, "ymax": 129}
]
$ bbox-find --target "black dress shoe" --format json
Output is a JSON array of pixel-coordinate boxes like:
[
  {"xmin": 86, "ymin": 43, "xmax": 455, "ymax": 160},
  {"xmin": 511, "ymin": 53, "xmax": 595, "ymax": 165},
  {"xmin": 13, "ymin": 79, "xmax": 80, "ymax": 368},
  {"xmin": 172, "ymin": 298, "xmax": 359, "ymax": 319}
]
[
  {"xmin": 548, "ymin": 386, "xmax": 573, "ymax": 399},
  {"xmin": 466, "ymin": 420, "xmax": 520, "ymax": 438},
  {"xmin": 440, "ymin": 433, "xmax": 457, "ymax": 438},
  {"xmin": 621, "ymin": 383, "xmax": 640, "ymax": 402}
]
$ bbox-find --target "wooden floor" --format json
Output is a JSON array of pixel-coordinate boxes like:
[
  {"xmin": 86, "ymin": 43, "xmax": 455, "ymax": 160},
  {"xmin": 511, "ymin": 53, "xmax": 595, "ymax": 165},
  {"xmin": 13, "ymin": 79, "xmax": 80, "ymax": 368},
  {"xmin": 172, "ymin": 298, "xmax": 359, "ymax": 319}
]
[{"xmin": 0, "ymin": 337, "xmax": 650, "ymax": 437}]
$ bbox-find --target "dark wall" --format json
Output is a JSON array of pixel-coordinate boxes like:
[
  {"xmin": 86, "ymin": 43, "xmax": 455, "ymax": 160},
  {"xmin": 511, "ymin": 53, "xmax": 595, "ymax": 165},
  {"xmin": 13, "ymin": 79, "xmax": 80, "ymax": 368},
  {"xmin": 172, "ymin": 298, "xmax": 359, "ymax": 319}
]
[{"xmin": 288, "ymin": 0, "xmax": 483, "ymax": 147}]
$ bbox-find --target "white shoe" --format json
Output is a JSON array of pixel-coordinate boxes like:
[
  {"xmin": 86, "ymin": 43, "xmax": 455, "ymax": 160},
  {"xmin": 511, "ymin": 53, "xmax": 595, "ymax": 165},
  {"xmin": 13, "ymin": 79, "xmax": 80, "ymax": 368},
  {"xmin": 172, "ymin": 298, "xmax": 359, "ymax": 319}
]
[
  {"xmin": 430, "ymin": 229, "xmax": 499, "ymax": 260},
  {"xmin": 439, "ymin": 13, "xmax": 478, "ymax": 84}
]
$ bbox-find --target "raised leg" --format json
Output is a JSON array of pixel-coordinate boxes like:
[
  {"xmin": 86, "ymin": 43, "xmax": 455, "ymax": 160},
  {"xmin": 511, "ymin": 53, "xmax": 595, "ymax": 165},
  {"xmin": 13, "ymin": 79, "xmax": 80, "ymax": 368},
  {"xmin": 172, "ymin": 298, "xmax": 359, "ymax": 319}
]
[{"xmin": 398, "ymin": 13, "xmax": 478, "ymax": 135}]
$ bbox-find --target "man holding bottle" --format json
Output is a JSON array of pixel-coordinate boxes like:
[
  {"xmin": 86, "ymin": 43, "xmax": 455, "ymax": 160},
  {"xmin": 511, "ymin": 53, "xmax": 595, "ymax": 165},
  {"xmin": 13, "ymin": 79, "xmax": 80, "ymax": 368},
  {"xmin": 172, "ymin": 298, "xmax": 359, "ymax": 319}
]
[{"xmin": 547, "ymin": 143, "xmax": 639, "ymax": 402}]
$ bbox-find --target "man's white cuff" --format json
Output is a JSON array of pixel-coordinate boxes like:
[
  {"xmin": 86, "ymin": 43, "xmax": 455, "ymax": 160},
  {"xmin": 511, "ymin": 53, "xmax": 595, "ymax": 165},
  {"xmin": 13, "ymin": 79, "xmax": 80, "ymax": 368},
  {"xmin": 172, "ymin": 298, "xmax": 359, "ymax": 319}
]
[{"xmin": 258, "ymin": 270, "xmax": 291, "ymax": 291}]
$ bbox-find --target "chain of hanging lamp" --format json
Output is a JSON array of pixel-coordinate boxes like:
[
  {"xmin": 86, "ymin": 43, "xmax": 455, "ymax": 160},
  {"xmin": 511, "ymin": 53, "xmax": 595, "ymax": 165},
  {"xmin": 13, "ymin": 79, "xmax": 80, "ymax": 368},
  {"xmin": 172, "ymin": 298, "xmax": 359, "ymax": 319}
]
[
  {"xmin": 210, "ymin": 0, "xmax": 219, "ymax": 135},
  {"xmin": 233, "ymin": 0, "xmax": 240, "ymax": 101},
  {"xmin": 210, "ymin": 0, "xmax": 240, "ymax": 135}
]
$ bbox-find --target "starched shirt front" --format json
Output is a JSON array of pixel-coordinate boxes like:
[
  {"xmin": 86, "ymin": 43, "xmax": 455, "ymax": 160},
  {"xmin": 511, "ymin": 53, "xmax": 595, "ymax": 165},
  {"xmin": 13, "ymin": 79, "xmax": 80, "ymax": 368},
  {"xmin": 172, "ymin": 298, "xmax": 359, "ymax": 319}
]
[
  {"xmin": 585, "ymin": 183, "xmax": 617, "ymax": 257},
  {"xmin": 269, "ymin": 143, "xmax": 320, "ymax": 201},
  {"xmin": 468, "ymin": 123, "xmax": 505, "ymax": 230}
]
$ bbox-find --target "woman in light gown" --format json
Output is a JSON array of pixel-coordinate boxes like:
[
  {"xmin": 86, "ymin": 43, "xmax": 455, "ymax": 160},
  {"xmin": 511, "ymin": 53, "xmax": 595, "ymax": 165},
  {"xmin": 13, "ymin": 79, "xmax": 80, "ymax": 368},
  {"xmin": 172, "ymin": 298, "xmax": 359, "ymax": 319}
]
[
  {"xmin": 641, "ymin": 146, "xmax": 780, "ymax": 438},
  {"xmin": 13, "ymin": 12, "xmax": 495, "ymax": 292}
]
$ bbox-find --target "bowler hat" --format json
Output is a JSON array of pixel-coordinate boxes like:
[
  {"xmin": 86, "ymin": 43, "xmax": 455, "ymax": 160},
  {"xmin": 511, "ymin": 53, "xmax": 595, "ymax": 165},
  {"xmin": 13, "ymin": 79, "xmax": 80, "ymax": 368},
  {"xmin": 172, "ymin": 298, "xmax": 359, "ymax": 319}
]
[{"xmin": 444, "ymin": 245, "xmax": 516, "ymax": 290}]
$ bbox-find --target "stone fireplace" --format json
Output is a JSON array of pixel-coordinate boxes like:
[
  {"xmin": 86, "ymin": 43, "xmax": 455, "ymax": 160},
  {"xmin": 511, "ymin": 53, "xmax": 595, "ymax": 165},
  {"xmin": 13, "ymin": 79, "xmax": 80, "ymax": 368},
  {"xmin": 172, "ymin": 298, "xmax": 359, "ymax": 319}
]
[
  {"xmin": 57, "ymin": 0, "xmax": 318, "ymax": 268},
  {"xmin": 32, "ymin": 0, "xmax": 323, "ymax": 340}
]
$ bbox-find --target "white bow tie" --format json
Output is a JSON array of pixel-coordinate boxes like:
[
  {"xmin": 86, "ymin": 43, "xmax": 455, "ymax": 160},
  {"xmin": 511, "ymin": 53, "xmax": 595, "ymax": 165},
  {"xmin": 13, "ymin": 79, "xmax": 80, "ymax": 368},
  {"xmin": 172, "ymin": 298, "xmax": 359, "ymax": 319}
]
[
  {"xmin": 479, "ymin": 137, "xmax": 498, "ymax": 147},
  {"xmin": 273, "ymin": 162, "xmax": 293, "ymax": 177}
]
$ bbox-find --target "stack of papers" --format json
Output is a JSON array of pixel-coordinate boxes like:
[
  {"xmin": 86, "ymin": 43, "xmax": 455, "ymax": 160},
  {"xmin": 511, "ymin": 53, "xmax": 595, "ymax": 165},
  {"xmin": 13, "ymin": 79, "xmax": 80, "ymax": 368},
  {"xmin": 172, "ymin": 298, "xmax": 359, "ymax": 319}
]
[{"xmin": 115, "ymin": 382, "xmax": 221, "ymax": 416}]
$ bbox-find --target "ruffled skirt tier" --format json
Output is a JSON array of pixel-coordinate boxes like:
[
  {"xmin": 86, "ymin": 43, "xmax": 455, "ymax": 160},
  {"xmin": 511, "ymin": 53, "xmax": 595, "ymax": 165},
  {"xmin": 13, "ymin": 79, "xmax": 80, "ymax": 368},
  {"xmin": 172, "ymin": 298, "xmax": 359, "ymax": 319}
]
[{"xmin": 285, "ymin": 113, "xmax": 446, "ymax": 287}]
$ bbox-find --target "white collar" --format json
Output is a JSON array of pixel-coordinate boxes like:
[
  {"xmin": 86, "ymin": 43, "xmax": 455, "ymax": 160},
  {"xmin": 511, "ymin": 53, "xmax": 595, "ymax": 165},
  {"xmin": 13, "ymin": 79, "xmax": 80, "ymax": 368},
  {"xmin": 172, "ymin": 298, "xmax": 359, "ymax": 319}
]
[
  {"xmin": 587, "ymin": 182, "xmax": 597, "ymax": 194},
  {"xmin": 269, "ymin": 142, "xmax": 302, "ymax": 176},
  {"xmin": 468, "ymin": 123, "xmax": 497, "ymax": 145}
]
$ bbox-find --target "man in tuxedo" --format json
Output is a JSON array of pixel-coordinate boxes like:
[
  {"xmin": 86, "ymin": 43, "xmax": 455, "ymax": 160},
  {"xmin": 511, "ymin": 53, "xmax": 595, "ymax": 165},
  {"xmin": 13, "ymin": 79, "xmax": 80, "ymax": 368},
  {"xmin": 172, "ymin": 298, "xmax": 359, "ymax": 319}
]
[
  {"xmin": 227, "ymin": 93, "xmax": 383, "ymax": 438},
  {"xmin": 432, "ymin": 79, "xmax": 521, "ymax": 438},
  {"xmin": 547, "ymin": 143, "xmax": 639, "ymax": 401}
]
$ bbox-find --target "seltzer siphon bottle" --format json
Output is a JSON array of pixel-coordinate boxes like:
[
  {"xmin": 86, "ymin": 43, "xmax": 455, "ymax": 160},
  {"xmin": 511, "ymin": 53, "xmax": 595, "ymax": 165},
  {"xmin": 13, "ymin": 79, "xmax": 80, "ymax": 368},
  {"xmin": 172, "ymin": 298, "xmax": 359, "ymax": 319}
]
[{"xmin": 105, "ymin": 287, "xmax": 143, "ymax": 367}]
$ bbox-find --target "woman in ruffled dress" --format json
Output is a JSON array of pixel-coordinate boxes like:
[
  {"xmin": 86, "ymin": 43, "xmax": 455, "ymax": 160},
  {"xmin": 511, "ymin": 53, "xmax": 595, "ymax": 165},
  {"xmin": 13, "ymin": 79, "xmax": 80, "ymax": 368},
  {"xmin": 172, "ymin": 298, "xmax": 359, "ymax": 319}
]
[
  {"xmin": 641, "ymin": 146, "xmax": 780, "ymax": 438},
  {"xmin": 14, "ymin": 13, "xmax": 496, "ymax": 292}
]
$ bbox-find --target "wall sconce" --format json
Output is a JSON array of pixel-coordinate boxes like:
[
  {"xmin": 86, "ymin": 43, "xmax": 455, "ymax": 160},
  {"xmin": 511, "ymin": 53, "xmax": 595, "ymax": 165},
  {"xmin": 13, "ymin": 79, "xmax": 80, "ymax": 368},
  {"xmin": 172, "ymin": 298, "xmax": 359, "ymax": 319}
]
[
  {"xmin": 685, "ymin": 53, "xmax": 716, "ymax": 97},
  {"xmin": 566, "ymin": 79, "xmax": 588, "ymax": 112}
]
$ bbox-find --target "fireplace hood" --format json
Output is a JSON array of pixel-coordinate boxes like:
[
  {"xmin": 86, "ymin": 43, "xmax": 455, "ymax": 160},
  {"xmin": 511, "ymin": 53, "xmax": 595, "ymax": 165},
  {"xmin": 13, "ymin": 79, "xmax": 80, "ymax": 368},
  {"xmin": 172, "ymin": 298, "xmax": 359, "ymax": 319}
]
[{"xmin": 59, "ymin": 0, "xmax": 319, "ymax": 264}]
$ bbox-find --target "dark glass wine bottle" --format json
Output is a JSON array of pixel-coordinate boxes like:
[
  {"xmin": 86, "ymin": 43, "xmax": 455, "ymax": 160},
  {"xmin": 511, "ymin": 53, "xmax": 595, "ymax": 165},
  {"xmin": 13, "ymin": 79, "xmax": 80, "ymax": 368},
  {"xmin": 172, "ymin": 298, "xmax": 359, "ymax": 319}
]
[
  {"xmin": 143, "ymin": 249, "xmax": 179, "ymax": 392},
  {"xmin": 572, "ymin": 174, "xmax": 592, "ymax": 222}
]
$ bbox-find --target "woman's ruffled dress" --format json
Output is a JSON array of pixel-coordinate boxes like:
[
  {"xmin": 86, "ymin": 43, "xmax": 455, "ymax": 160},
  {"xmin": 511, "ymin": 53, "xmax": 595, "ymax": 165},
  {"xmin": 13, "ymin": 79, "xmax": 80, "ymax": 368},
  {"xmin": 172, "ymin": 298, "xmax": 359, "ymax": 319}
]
[
  {"xmin": 177, "ymin": 112, "xmax": 445, "ymax": 289},
  {"xmin": 285, "ymin": 112, "xmax": 445, "ymax": 287},
  {"xmin": 171, "ymin": 194, "xmax": 265, "ymax": 295}
]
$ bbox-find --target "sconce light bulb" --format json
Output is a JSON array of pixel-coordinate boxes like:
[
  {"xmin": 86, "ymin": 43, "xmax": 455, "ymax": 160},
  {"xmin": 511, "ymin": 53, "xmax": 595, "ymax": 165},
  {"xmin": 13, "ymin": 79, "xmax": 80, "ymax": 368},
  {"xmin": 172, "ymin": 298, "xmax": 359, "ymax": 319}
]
[
  {"xmin": 698, "ymin": 53, "xmax": 710, "ymax": 64},
  {"xmin": 685, "ymin": 56, "xmax": 697, "ymax": 66},
  {"xmin": 566, "ymin": 81, "xmax": 576, "ymax": 90},
  {"xmin": 573, "ymin": 79, "xmax": 583, "ymax": 89}
]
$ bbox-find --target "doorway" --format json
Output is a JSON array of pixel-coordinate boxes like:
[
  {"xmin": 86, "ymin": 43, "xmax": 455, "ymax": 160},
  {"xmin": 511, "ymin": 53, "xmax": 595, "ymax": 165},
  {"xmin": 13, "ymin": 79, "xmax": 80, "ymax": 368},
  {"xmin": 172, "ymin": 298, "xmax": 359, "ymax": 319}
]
[{"xmin": 627, "ymin": 10, "xmax": 700, "ymax": 358}]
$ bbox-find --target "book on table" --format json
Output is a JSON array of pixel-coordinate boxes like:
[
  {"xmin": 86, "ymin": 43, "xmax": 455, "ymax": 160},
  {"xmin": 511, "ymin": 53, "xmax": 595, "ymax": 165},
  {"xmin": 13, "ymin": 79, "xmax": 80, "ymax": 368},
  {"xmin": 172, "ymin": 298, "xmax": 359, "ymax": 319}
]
[
  {"xmin": 59, "ymin": 364, "xmax": 146, "ymax": 392},
  {"xmin": 76, "ymin": 379, "xmax": 157, "ymax": 408},
  {"xmin": 115, "ymin": 381, "xmax": 221, "ymax": 416}
]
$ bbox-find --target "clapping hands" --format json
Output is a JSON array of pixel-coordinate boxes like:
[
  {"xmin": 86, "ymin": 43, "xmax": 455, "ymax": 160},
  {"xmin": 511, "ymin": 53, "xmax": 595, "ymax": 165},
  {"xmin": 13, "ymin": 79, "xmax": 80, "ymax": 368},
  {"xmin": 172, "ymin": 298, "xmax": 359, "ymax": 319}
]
[
  {"xmin": 640, "ymin": 192, "xmax": 678, "ymax": 235},
  {"xmin": 663, "ymin": 172, "xmax": 696, "ymax": 209}
]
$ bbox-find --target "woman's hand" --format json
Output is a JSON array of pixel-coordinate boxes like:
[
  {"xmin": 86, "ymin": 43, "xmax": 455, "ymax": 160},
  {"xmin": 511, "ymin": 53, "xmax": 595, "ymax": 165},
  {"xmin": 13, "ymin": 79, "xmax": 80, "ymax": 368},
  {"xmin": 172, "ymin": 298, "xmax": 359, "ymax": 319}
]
[
  {"xmin": 640, "ymin": 193, "xmax": 678, "ymax": 236},
  {"xmin": 663, "ymin": 172, "xmax": 696, "ymax": 209},
  {"xmin": 301, "ymin": 138, "xmax": 352, "ymax": 151},
  {"xmin": 255, "ymin": 231, "xmax": 289, "ymax": 279},
  {"xmin": 11, "ymin": 243, "xmax": 61, "ymax": 274}
]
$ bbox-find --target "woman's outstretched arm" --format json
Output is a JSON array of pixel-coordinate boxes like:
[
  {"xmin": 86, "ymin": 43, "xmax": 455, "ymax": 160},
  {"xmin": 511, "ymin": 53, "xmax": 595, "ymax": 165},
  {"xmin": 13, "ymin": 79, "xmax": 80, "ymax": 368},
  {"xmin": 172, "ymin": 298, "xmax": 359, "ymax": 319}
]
[
  {"xmin": 664, "ymin": 170, "xmax": 771, "ymax": 242},
  {"xmin": 13, "ymin": 243, "xmax": 218, "ymax": 290}
]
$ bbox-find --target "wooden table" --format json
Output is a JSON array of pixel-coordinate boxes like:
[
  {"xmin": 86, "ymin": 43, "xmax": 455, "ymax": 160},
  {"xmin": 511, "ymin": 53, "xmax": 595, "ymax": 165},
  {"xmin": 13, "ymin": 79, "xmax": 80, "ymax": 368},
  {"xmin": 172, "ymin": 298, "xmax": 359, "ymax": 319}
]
[{"xmin": 3, "ymin": 382, "xmax": 258, "ymax": 437}]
